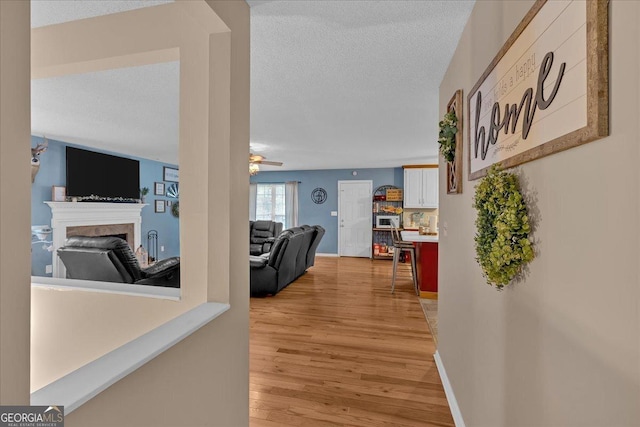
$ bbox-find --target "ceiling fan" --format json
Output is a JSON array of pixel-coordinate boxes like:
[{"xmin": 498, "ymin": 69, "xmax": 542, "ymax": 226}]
[{"xmin": 249, "ymin": 153, "xmax": 283, "ymax": 175}]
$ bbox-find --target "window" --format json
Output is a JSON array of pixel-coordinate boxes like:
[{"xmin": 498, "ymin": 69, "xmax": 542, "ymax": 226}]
[
  {"xmin": 251, "ymin": 181, "xmax": 298, "ymax": 229},
  {"xmin": 256, "ymin": 183, "xmax": 286, "ymax": 226}
]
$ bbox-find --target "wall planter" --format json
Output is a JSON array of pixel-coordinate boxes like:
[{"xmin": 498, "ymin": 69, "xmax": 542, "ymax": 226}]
[{"xmin": 439, "ymin": 89, "xmax": 463, "ymax": 194}]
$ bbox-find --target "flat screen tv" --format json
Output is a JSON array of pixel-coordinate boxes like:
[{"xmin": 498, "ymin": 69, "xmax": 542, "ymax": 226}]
[{"xmin": 66, "ymin": 147, "xmax": 140, "ymax": 201}]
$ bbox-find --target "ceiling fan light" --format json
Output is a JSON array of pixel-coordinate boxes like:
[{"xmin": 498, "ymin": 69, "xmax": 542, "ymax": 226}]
[{"xmin": 249, "ymin": 163, "xmax": 260, "ymax": 175}]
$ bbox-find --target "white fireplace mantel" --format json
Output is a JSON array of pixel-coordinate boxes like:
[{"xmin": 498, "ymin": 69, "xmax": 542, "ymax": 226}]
[{"xmin": 45, "ymin": 202, "xmax": 147, "ymax": 278}]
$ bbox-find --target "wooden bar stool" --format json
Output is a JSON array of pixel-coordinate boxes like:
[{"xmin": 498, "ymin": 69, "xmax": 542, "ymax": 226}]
[{"xmin": 390, "ymin": 227, "xmax": 418, "ymax": 295}]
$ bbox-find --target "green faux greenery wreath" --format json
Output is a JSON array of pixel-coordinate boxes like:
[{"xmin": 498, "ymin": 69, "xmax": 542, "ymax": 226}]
[
  {"xmin": 473, "ymin": 165, "xmax": 534, "ymax": 290},
  {"xmin": 438, "ymin": 111, "xmax": 458, "ymax": 162}
]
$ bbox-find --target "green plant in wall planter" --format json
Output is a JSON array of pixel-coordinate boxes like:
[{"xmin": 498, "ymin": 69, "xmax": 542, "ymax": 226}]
[
  {"xmin": 473, "ymin": 164, "xmax": 534, "ymax": 290},
  {"xmin": 438, "ymin": 111, "xmax": 458, "ymax": 162}
]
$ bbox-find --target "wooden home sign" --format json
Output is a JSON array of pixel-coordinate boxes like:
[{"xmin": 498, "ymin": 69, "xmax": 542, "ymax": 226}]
[{"xmin": 468, "ymin": 0, "xmax": 608, "ymax": 180}]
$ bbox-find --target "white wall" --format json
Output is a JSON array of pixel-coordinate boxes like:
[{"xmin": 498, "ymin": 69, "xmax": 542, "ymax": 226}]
[
  {"xmin": 438, "ymin": 1, "xmax": 640, "ymax": 426},
  {"xmin": 0, "ymin": 1, "xmax": 250, "ymax": 425},
  {"xmin": 29, "ymin": 1, "xmax": 230, "ymax": 392}
]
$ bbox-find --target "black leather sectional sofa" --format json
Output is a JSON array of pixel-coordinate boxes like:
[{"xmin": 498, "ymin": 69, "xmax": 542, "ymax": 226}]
[{"xmin": 249, "ymin": 225, "xmax": 325, "ymax": 296}]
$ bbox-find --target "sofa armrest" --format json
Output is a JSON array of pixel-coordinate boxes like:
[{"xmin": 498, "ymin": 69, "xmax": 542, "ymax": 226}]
[
  {"xmin": 262, "ymin": 238, "xmax": 277, "ymax": 254},
  {"xmin": 249, "ymin": 255, "xmax": 268, "ymax": 269},
  {"xmin": 142, "ymin": 257, "xmax": 180, "ymax": 278}
]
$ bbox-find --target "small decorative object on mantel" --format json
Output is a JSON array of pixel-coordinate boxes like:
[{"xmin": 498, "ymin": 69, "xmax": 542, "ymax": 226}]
[
  {"xmin": 52, "ymin": 186, "xmax": 66, "ymax": 202},
  {"xmin": 473, "ymin": 165, "xmax": 534, "ymax": 290},
  {"xmin": 311, "ymin": 188, "xmax": 327, "ymax": 204},
  {"xmin": 467, "ymin": 0, "xmax": 608, "ymax": 180},
  {"xmin": 64, "ymin": 195, "xmax": 139, "ymax": 203},
  {"xmin": 140, "ymin": 187, "xmax": 149, "ymax": 203},
  {"xmin": 440, "ymin": 89, "xmax": 463, "ymax": 194}
]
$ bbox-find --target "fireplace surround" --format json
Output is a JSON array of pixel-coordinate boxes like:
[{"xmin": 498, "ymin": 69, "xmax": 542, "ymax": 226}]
[{"xmin": 45, "ymin": 202, "xmax": 146, "ymax": 279}]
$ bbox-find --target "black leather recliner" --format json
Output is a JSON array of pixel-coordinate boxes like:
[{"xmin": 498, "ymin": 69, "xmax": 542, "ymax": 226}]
[
  {"xmin": 292, "ymin": 225, "xmax": 315, "ymax": 278},
  {"xmin": 306, "ymin": 225, "xmax": 325, "ymax": 269},
  {"xmin": 249, "ymin": 224, "xmax": 325, "ymax": 296},
  {"xmin": 249, "ymin": 220, "xmax": 283, "ymax": 255},
  {"xmin": 57, "ymin": 236, "xmax": 180, "ymax": 288},
  {"xmin": 250, "ymin": 228, "xmax": 303, "ymax": 296}
]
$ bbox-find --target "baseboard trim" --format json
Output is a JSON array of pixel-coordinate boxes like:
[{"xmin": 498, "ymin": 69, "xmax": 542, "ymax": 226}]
[
  {"xmin": 420, "ymin": 291, "xmax": 438, "ymax": 299},
  {"xmin": 434, "ymin": 350, "xmax": 466, "ymax": 427},
  {"xmin": 316, "ymin": 253, "xmax": 339, "ymax": 257}
]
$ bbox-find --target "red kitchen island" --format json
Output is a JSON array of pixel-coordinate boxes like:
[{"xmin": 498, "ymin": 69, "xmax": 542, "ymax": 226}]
[{"xmin": 401, "ymin": 231, "xmax": 438, "ymax": 295}]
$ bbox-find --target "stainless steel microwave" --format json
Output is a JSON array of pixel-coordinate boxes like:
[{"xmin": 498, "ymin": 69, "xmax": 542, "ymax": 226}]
[{"xmin": 376, "ymin": 215, "xmax": 400, "ymax": 228}]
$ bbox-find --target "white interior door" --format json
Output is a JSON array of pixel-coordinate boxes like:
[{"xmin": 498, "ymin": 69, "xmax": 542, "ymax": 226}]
[{"xmin": 338, "ymin": 180, "xmax": 372, "ymax": 257}]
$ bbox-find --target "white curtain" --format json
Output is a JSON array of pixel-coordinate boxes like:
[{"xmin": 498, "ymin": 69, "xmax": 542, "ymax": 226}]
[
  {"xmin": 249, "ymin": 183, "xmax": 257, "ymax": 221},
  {"xmin": 285, "ymin": 181, "xmax": 298, "ymax": 227}
]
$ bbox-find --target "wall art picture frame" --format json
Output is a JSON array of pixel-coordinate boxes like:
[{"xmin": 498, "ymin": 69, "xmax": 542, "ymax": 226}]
[
  {"xmin": 155, "ymin": 199, "xmax": 166, "ymax": 213},
  {"xmin": 154, "ymin": 182, "xmax": 165, "ymax": 195},
  {"xmin": 467, "ymin": 0, "xmax": 609, "ymax": 180},
  {"xmin": 163, "ymin": 166, "xmax": 179, "ymax": 182}
]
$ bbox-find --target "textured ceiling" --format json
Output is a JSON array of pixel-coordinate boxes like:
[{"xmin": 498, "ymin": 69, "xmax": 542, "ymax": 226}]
[
  {"xmin": 29, "ymin": 0, "xmax": 475, "ymax": 170},
  {"xmin": 30, "ymin": 0, "xmax": 179, "ymax": 164},
  {"xmin": 249, "ymin": 0, "xmax": 475, "ymax": 171},
  {"xmin": 31, "ymin": 0, "xmax": 174, "ymax": 28},
  {"xmin": 31, "ymin": 62, "xmax": 179, "ymax": 163}
]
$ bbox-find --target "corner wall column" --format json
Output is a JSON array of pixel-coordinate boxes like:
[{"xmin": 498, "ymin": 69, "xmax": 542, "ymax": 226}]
[{"xmin": 0, "ymin": 0, "xmax": 32, "ymax": 404}]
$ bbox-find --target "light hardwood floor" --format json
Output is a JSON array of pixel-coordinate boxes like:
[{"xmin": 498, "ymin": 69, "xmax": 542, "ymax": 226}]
[{"xmin": 250, "ymin": 256, "xmax": 453, "ymax": 427}]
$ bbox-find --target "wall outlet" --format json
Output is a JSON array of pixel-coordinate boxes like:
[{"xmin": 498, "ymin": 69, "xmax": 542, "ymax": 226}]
[
  {"xmin": 45, "ymin": 265, "xmax": 53, "ymax": 274},
  {"xmin": 160, "ymin": 245, "xmax": 165, "ymax": 252}
]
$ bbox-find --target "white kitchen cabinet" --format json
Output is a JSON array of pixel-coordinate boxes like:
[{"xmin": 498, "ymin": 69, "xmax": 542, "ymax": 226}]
[
  {"xmin": 403, "ymin": 169, "xmax": 423, "ymax": 208},
  {"xmin": 403, "ymin": 167, "xmax": 438, "ymax": 208}
]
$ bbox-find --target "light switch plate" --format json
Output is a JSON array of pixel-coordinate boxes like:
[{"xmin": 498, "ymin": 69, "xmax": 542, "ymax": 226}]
[{"xmin": 330, "ymin": 211, "xmax": 338, "ymax": 217}]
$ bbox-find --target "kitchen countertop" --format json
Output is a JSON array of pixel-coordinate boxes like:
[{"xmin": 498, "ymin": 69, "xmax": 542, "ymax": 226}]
[{"xmin": 401, "ymin": 230, "xmax": 439, "ymax": 243}]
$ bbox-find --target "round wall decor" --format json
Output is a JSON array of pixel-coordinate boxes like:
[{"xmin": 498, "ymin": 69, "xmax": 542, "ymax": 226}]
[{"xmin": 311, "ymin": 188, "xmax": 327, "ymax": 204}]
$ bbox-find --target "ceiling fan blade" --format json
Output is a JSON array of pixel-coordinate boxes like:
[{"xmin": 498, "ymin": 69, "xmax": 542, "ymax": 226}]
[{"xmin": 259, "ymin": 160, "xmax": 283, "ymax": 166}]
